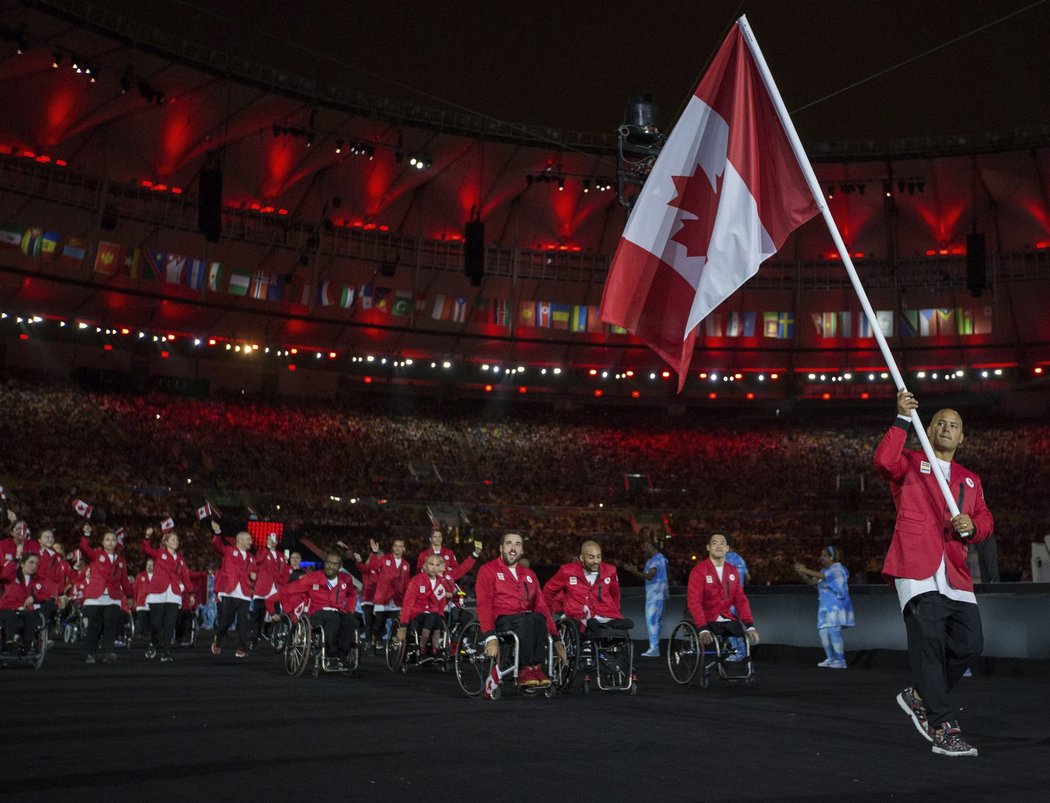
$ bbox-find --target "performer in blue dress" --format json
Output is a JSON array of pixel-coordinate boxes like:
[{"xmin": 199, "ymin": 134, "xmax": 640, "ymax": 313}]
[
  {"xmin": 795, "ymin": 546, "xmax": 855, "ymax": 668},
  {"xmin": 624, "ymin": 539, "xmax": 669, "ymax": 657}
]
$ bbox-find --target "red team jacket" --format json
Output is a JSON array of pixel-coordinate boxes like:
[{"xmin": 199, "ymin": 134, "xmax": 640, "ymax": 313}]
[
  {"xmin": 686, "ymin": 558, "xmax": 754, "ymax": 627},
  {"xmin": 0, "ymin": 563, "xmax": 52, "ymax": 610},
  {"xmin": 874, "ymin": 421, "xmax": 994, "ymax": 591},
  {"xmin": 79, "ymin": 538, "xmax": 133, "ymax": 603},
  {"xmin": 371, "ymin": 555, "xmax": 411, "ymax": 607},
  {"xmin": 283, "ymin": 570, "xmax": 357, "ymax": 616},
  {"xmin": 415, "ymin": 546, "xmax": 460, "ymax": 573},
  {"xmin": 0, "ymin": 537, "xmax": 40, "ymax": 564},
  {"xmin": 212, "ymin": 536, "xmax": 257, "ymax": 597},
  {"xmin": 399, "ymin": 555, "xmax": 476, "ymax": 622},
  {"xmin": 133, "ymin": 571, "xmax": 152, "ymax": 607},
  {"xmin": 475, "ymin": 557, "xmax": 559, "ymax": 638},
  {"xmin": 141, "ymin": 542, "xmax": 193, "ymax": 601},
  {"xmin": 253, "ymin": 548, "xmax": 288, "ymax": 599},
  {"xmin": 543, "ymin": 561, "xmax": 624, "ymax": 621},
  {"xmin": 37, "ymin": 548, "xmax": 72, "ymax": 596},
  {"xmin": 357, "ymin": 557, "xmax": 378, "ymax": 603}
]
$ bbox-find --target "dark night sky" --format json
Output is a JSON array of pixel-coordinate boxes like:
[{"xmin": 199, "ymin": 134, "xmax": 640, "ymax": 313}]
[{"xmin": 65, "ymin": 0, "xmax": 1050, "ymax": 143}]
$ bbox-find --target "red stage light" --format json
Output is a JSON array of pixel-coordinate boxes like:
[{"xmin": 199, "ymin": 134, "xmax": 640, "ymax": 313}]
[
  {"xmin": 103, "ymin": 344, "xmax": 112, "ymax": 351},
  {"xmin": 329, "ymin": 352, "xmax": 337, "ymax": 359},
  {"xmin": 288, "ymin": 364, "xmax": 296, "ymax": 371},
  {"xmin": 18, "ymin": 333, "xmax": 29, "ymax": 340},
  {"xmin": 1035, "ymin": 367, "xmax": 1044, "ymax": 375},
  {"xmin": 171, "ymin": 187, "xmax": 182, "ymax": 194},
  {"xmin": 484, "ymin": 384, "xmax": 493, "ymax": 392},
  {"xmin": 822, "ymin": 392, "xmax": 831, "ymax": 400},
  {"xmin": 593, "ymin": 389, "xmax": 603, "ymax": 397},
  {"xmin": 363, "ymin": 376, "xmax": 373, "ymax": 384},
  {"xmin": 861, "ymin": 392, "xmax": 871, "ymax": 399},
  {"xmin": 661, "ymin": 371, "xmax": 671, "ymax": 379},
  {"xmin": 141, "ymin": 180, "xmax": 153, "ymax": 188},
  {"xmin": 518, "ymin": 386, "xmax": 528, "ymax": 394},
  {"xmin": 630, "ymin": 390, "xmax": 640, "ymax": 398},
  {"xmin": 120, "ymin": 328, "xmax": 130, "ymax": 335},
  {"xmin": 708, "ymin": 392, "xmax": 717, "ymax": 400},
  {"xmin": 160, "ymin": 351, "xmax": 169, "ymax": 359},
  {"xmin": 746, "ymin": 392, "xmax": 755, "ymax": 400},
  {"xmin": 208, "ymin": 338, "xmax": 217, "ymax": 346}
]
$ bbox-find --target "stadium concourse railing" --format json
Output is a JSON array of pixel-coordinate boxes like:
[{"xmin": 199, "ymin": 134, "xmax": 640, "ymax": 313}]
[{"xmin": 2, "ymin": 152, "xmax": 1049, "ymax": 291}]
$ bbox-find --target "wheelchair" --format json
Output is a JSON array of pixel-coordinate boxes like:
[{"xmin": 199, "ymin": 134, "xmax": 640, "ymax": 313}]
[
  {"xmin": 556, "ymin": 617, "xmax": 637, "ymax": 694},
  {"xmin": 268, "ymin": 611, "xmax": 293, "ymax": 655},
  {"xmin": 174, "ymin": 608, "xmax": 199, "ymax": 648},
  {"xmin": 283, "ymin": 610, "xmax": 360, "ymax": 679},
  {"xmin": 0, "ymin": 612, "xmax": 49, "ymax": 670},
  {"xmin": 667, "ymin": 618, "xmax": 755, "ymax": 688},
  {"xmin": 114, "ymin": 609, "xmax": 134, "ymax": 649},
  {"xmin": 62, "ymin": 603, "xmax": 86, "ymax": 644},
  {"xmin": 453, "ymin": 620, "xmax": 558, "ymax": 700},
  {"xmin": 385, "ymin": 608, "xmax": 471, "ymax": 673}
]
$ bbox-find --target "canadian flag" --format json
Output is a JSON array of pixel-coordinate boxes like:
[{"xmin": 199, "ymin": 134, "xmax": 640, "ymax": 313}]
[
  {"xmin": 600, "ymin": 19, "xmax": 820, "ymax": 390},
  {"xmin": 72, "ymin": 498, "xmax": 93, "ymax": 518},
  {"xmin": 482, "ymin": 663, "xmax": 501, "ymax": 700},
  {"xmin": 160, "ymin": 517, "xmax": 175, "ymax": 532},
  {"xmin": 196, "ymin": 502, "xmax": 213, "ymax": 521}
]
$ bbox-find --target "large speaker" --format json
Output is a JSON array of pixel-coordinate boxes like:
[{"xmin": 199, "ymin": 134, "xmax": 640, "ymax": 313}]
[
  {"xmin": 966, "ymin": 233, "xmax": 986, "ymax": 297},
  {"xmin": 198, "ymin": 165, "xmax": 223, "ymax": 242},
  {"xmin": 464, "ymin": 218, "xmax": 484, "ymax": 286}
]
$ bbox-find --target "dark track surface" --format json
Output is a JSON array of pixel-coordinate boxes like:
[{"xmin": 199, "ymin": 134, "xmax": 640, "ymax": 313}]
[{"xmin": 5, "ymin": 638, "xmax": 1049, "ymax": 802}]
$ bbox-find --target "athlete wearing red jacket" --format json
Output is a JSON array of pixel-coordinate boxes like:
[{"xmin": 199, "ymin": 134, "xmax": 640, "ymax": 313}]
[
  {"xmin": 35, "ymin": 530, "xmax": 72, "ymax": 600},
  {"xmin": 415, "ymin": 530, "xmax": 460, "ymax": 573},
  {"xmin": 877, "ymin": 392, "xmax": 992, "ymax": 757},
  {"xmin": 0, "ymin": 553, "xmax": 53, "ymax": 651},
  {"xmin": 0, "ymin": 520, "xmax": 40, "ymax": 571},
  {"xmin": 80, "ymin": 528, "xmax": 133, "ymax": 663},
  {"xmin": 142, "ymin": 528, "xmax": 193, "ymax": 662},
  {"xmin": 283, "ymin": 551, "xmax": 358, "ymax": 668},
  {"xmin": 543, "ymin": 541, "xmax": 627, "ymax": 627},
  {"xmin": 476, "ymin": 533, "xmax": 565, "ymax": 687},
  {"xmin": 370, "ymin": 539, "xmax": 411, "ymax": 647},
  {"xmin": 686, "ymin": 534, "xmax": 760, "ymax": 648},
  {"xmin": 210, "ymin": 525, "xmax": 257, "ymax": 658},
  {"xmin": 345, "ymin": 538, "xmax": 381, "ymax": 651},
  {"xmin": 250, "ymin": 533, "xmax": 287, "ymax": 642}
]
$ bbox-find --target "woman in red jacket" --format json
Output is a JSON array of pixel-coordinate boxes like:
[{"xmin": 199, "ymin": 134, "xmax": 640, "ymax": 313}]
[
  {"xmin": 0, "ymin": 553, "xmax": 53, "ymax": 653},
  {"xmin": 80, "ymin": 526, "xmax": 133, "ymax": 664},
  {"xmin": 141, "ymin": 527, "xmax": 193, "ymax": 662}
]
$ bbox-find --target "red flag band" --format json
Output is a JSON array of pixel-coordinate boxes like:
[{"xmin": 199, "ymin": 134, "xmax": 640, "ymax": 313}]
[
  {"xmin": 600, "ymin": 20, "xmax": 820, "ymax": 390},
  {"xmin": 72, "ymin": 498, "xmax": 93, "ymax": 518},
  {"xmin": 482, "ymin": 663, "xmax": 501, "ymax": 699}
]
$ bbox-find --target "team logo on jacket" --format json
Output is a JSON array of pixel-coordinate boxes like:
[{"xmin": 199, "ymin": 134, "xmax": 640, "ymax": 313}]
[
  {"xmin": 965, "ymin": 477, "xmax": 974, "ymax": 488},
  {"xmin": 729, "ymin": 574, "xmax": 736, "ymax": 582},
  {"xmin": 312, "ymin": 584, "xmax": 320, "ymax": 591},
  {"xmin": 162, "ymin": 554, "xmax": 169, "ymax": 561},
  {"xmin": 569, "ymin": 576, "xmax": 578, "ymax": 585},
  {"xmin": 419, "ymin": 585, "xmax": 427, "ymax": 593},
  {"xmin": 920, "ymin": 461, "xmax": 932, "ymax": 474},
  {"xmin": 496, "ymin": 572, "xmax": 505, "ymax": 581},
  {"xmin": 525, "ymin": 575, "xmax": 533, "ymax": 583},
  {"xmin": 705, "ymin": 575, "xmax": 714, "ymax": 583},
  {"xmin": 603, "ymin": 577, "xmax": 611, "ymax": 585},
  {"xmin": 435, "ymin": 586, "xmax": 446, "ymax": 600}
]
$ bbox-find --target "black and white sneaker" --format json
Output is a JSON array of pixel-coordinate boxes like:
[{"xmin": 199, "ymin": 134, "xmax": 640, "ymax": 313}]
[
  {"xmin": 931, "ymin": 721, "xmax": 978, "ymax": 757},
  {"xmin": 896, "ymin": 687, "xmax": 933, "ymax": 743}
]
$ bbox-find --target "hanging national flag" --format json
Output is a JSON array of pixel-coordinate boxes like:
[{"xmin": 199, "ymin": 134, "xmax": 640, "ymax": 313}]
[
  {"xmin": 918, "ymin": 308, "xmax": 937, "ymax": 337},
  {"xmin": 196, "ymin": 502, "xmax": 214, "ymax": 521},
  {"xmin": 390, "ymin": 290, "xmax": 412, "ymax": 317},
  {"xmin": 358, "ymin": 284, "xmax": 373, "ymax": 310},
  {"xmin": 373, "ymin": 287, "xmax": 391, "ymax": 312},
  {"xmin": 470, "ymin": 297, "xmax": 491, "ymax": 323},
  {"xmin": 551, "ymin": 303, "xmax": 571, "ymax": 330},
  {"xmin": 145, "ymin": 250, "xmax": 166, "ymax": 281},
  {"xmin": 124, "ymin": 247, "xmax": 142, "ymax": 279},
  {"xmin": 415, "ymin": 293, "xmax": 428, "ymax": 314},
  {"xmin": 20, "ymin": 228, "xmax": 44, "ymax": 257},
  {"xmin": 207, "ymin": 262, "xmax": 225, "ymax": 291},
  {"xmin": 490, "ymin": 299, "xmax": 510, "ymax": 327},
  {"xmin": 75, "ymin": 239, "xmax": 99, "ymax": 271},
  {"xmin": 537, "ymin": 301, "xmax": 552, "ymax": 328},
  {"xmin": 741, "ymin": 310, "xmax": 757, "ymax": 337},
  {"xmin": 0, "ymin": 225, "xmax": 23, "ymax": 248},
  {"xmin": 599, "ymin": 20, "xmax": 820, "ymax": 390},
  {"xmin": 822, "ymin": 311, "xmax": 838, "ymax": 338},
  {"xmin": 452, "ymin": 296, "xmax": 468, "ymax": 323},
  {"xmin": 777, "ymin": 311, "xmax": 794, "ymax": 339},
  {"xmin": 570, "ymin": 305, "xmax": 588, "ymax": 333},
  {"xmin": 726, "ymin": 311, "xmax": 742, "ymax": 337},
  {"xmin": 249, "ymin": 270, "xmax": 271, "ymax": 300},
  {"xmin": 955, "ymin": 307, "xmax": 973, "ymax": 336},
  {"xmin": 165, "ymin": 253, "xmax": 187, "ymax": 284},
  {"xmin": 267, "ymin": 273, "xmax": 286, "ymax": 302},
  {"xmin": 973, "ymin": 305, "xmax": 993, "ymax": 335},
  {"xmin": 228, "ymin": 269, "xmax": 251, "ymax": 296},
  {"xmin": 936, "ymin": 308, "xmax": 955, "ymax": 336},
  {"xmin": 705, "ymin": 313, "xmax": 724, "ymax": 338},
  {"xmin": 763, "ymin": 312, "xmax": 780, "ymax": 338},
  {"xmin": 72, "ymin": 498, "xmax": 93, "ymax": 518},
  {"xmin": 586, "ymin": 305, "xmax": 605, "ymax": 333},
  {"xmin": 94, "ymin": 241, "xmax": 125, "ymax": 276},
  {"xmin": 876, "ymin": 310, "xmax": 893, "ymax": 337},
  {"xmin": 185, "ymin": 258, "xmax": 207, "ymax": 290},
  {"xmin": 900, "ymin": 309, "xmax": 918, "ymax": 338},
  {"xmin": 432, "ymin": 295, "xmax": 454, "ymax": 321},
  {"xmin": 160, "ymin": 517, "xmax": 175, "ymax": 532},
  {"xmin": 317, "ymin": 280, "xmax": 339, "ymax": 307},
  {"xmin": 290, "ymin": 277, "xmax": 312, "ymax": 306},
  {"xmin": 518, "ymin": 301, "xmax": 536, "ymax": 326},
  {"xmin": 37, "ymin": 231, "xmax": 61, "ymax": 261}
]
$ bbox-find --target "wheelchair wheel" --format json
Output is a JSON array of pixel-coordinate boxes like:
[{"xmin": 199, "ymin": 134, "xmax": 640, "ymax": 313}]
[
  {"xmin": 555, "ymin": 619, "xmax": 580, "ymax": 690},
  {"xmin": 454, "ymin": 621, "xmax": 489, "ymax": 697},
  {"xmin": 385, "ymin": 619, "xmax": 408, "ymax": 671},
  {"xmin": 345, "ymin": 633, "xmax": 360, "ymax": 674},
  {"xmin": 284, "ymin": 617, "xmax": 312, "ymax": 677},
  {"xmin": 187, "ymin": 615, "xmax": 199, "ymax": 648},
  {"xmin": 32, "ymin": 625, "xmax": 48, "ymax": 670},
  {"xmin": 270, "ymin": 615, "xmax": 291, "ymax": 654},
  {"xmin": 667, "ymin": 621, "xmax": 701, "ymax": 685}
]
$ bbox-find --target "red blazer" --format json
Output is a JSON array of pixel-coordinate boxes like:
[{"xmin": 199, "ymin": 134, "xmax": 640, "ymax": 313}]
[
  {"xmin": 357, "ymin": 556, "xmax": 379, "ymax": 603},
  {"xmin": 401, "ymin": 555, "xmax": 476, "ymax": 622},
  {"xmin": 79, "ymin": 538, "xmax": 133, "ymax": 603},
  {"xmin": 37, "ymin": 548, "xmax": 72, "ymax": 595},
  {"xmin": 133, "ymin": 571, "xmax": 152, "ymax": 607},
  {"xmin": 0, "ymin": 565, "xmax": 51, "ymax": 610},
  {"xmin": 0, "ymin": 537, "xmax": 40, "ymax": 563},
  {"xmin": 283, "ymin": 570, "xmax": 356, "ymax": 615},
  {"xmin": 687, "ymin": 559, "xmax": 754, "ymax": 627},
  {"xmin": 141, "ymin": 542, "xmax": 192, "ymax": 600},
  {"xmin": 475, "ymin": 557, "xmax": 558, "ymax": 639},
  {"xmin": 182, "ymin": 571, "xmax": 207, "ymax": 610},
  {"xmin": 543, "ymin": 561, "xmax": 623, "ymax": 620},
  {"xmin": 874, "ymin": 421, "xmax": 994, "ymax": 591},
  {"xmin": 372, "ymin": 555, "xmax": 411, "ymax": 607},
  {"xmin": 253, "ymin": 548, "xmax": 287, "ymax": 598},
  {"xmin": 212, "ymin": 536, "xmax": 256, "ymax": 596},
  {"xmin": 415, "ymin": 546, "xmax": 460, "ymax": 573}
]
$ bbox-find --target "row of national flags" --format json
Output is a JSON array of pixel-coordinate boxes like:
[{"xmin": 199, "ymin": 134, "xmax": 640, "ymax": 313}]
[{"xmin": 809, "ymin": 308, "xmax": 992, "ymax": 339}]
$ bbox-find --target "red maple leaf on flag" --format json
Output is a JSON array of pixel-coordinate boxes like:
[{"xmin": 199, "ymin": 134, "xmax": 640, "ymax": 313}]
[{"xmin": 668, "ymin": 165, "xmax": 724, "ymax": 258}]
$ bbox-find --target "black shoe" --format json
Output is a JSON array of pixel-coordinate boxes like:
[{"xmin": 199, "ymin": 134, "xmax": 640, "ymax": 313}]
[
  {"xmin": 896, "ymin": 687, "xmax": 933, "ymax": 743},
  {"xmin": 931, "ymin": 721, "xmax": 978, "ymax": 757},
  {"xmin": 160, "ymin": 653, "xmax": 174, "ymax": 663},
  {"xmin": 85, "ymin": 654, "xmax": 96, "ymax": 664},
  {"xmin": 101, "ymin": 653, "xmax": 118, "ymax": 664},
  {"xmin": 145, "ymin": 645, "xmax": 157, "ymax": 659}
]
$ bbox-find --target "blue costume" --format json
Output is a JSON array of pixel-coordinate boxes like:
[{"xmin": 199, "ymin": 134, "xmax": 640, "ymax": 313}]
[
  {"xmin": 816, "ymin": 556, "xmax": 854, "ymax": 668},
  {"xmin": 643, "ymin": 551, "xmax": 669, "ymax": 655}
]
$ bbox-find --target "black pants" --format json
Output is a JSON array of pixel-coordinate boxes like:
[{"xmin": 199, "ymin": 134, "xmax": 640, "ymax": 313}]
[
  {"xmin": 360, "ymin": 602, "xmax": 375, "ymax": 641},
  {"xmin": 584, "ymin": 617, "xmax": 635, "ymax": 639},
  {"xmin": 250, "ymin": 599, "xmax": 267, "ymax": 642},
  {"xmin": 903, "ymin": 591, "xmax": 983, "ymax": 725},
  {"xmin": 372, "ymin": 609, "xmax": 397, "ymax": 642},
  {"xmin": 135, "ymin": 608, "xmax": 151, "ymax": 640},
  {"xmin": 408, "ymin": 612, "xmax": 444, "ymax": 633},
  {"xmin": 496, "ymin": 612, "xmax": 548, "ymax": 666},
  {"xmin": 214, "ymin": 596, "xmax": 251, "ymax": 650},
  {"xmin": 1, "ymin": 608, "xmax": 44, "ymax": 647},
  {"xmin": 85, "ymin": 604, "xmax": 121, "ymax": 655},
  {"xmin": 311, "ymin": 610, "xmax": 354, "ymax": 661},
  {"xmin": 150, "ymin": 602, "xmax": 179, "ymax": 656},
  {"xmin": 975, "ymin": 537, "xmax": 1000, "ymax": 583}
]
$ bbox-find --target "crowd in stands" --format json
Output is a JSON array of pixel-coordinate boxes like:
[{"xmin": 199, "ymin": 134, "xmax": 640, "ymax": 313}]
[{"xmin": 1, "ymin": 379, "xmax": 1047, "ymax": 587}]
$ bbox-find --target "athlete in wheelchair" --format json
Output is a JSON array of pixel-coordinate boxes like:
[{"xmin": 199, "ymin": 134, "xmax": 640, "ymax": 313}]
[
  {"xmin": 668, "ymin": 533, "xmax": 760, "ymax": 687},
  {"xmin": 454, "ymin": 532, "xmax": 566, "ymax": 699},
  {"xmin": 388, "ymin": 551, "xmax": 478, "ymax": 672},
  {"xmin": 543, "ymin": 540, "xmax": 637, "ymax": 694},
  {"xmin": 281, "ymin": 551, "xmax": 360, "ymax": 678},
  {"xmin": 0, "ymin": 553, "xmax": 53, "ymax": 669}
]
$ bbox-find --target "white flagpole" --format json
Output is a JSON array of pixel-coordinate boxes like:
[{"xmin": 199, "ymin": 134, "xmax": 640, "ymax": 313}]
[{"xmin": 736, "ymin": 15, "xmax": 959, "ymax": 516}]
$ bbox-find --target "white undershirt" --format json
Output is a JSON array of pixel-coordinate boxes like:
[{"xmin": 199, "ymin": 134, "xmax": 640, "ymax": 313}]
[
  {"xmin": 712, "ymin": 563, "xmax": 729, "ymax": 621},
  {"xmin": 583, "ymin": 570, "xmax": 598, "ymax": 586}
]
